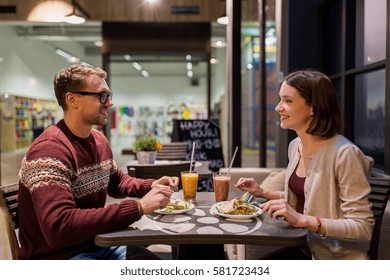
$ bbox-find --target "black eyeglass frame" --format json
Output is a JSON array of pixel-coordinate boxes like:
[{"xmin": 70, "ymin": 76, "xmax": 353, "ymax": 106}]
[{"xmin": 72, "ymin": 91, "xmax": 113, "ymax": 104}]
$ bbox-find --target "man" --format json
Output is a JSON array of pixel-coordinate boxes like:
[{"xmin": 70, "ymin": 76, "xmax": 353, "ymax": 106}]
[{"xmin": 17, "ymin": 64, "xmax": 178, "ymax": 259}]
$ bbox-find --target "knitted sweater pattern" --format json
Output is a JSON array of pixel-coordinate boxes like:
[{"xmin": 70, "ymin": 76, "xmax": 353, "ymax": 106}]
[{"xmin": 17, "ymin": 120, "xmax": 152, "ymax": 259}]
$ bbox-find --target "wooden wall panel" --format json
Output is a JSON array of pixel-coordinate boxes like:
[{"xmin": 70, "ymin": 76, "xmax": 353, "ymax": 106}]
[{"xmin": 0, "ymin": 0, "xmax": 227, "ymax": 22}]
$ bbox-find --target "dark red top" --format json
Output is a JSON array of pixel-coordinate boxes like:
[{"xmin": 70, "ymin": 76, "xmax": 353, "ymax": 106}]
[
  {"xmin": 18, "ymin": 120, "xmax": 154, "ymax": 259},
  {"xmin": 289, "ymin": 172, "xmax": 306, "ymax": 214}
]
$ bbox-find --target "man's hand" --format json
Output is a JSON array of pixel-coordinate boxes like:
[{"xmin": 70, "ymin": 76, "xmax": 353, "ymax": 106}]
[
  {"xmin": 152, "ymin": 176, "xmax": 179, "ymax": 191},
  {"xmin": 138, "ymin": 186, "xmax": 173, "ymax": 214}
]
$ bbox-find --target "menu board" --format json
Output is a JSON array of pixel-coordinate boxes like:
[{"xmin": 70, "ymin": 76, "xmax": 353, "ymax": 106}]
[
  {"xmin": 172, "ymin": 119, "xmax": 224, "ymax": 170},
  {"xmin": 171, "ymin": 119, "xmax": 225, "ymax": 191}
]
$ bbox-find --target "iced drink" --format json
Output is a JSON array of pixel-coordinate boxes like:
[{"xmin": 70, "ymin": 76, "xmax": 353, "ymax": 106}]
[
  {"xmin": 181, "ymin": 171, "xmax": 198, "ymax": 203},
  {"xmin": 213, "ymin": 172, "xmax": 230, "ymax": 202}
]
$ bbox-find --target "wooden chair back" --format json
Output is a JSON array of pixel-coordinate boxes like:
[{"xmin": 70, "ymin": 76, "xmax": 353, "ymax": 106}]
[
  {"xmin": 127, "ymin": 161, "xmax": 192, "ymax": 180},
  {"xmin": 156, "ymin": 142, "xmax": 188, "ymax": 160},
  {"xmin": 0, "ymin": 183, "xmax": 20, "ymax": 260},
  {"xmin": 367, "ymin": 176, "xmax": 390, "ymax": 259}
]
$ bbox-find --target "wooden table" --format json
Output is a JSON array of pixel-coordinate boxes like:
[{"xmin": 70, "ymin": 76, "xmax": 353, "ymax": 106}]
[{"xmin": 95, "ymin": 192, "xmax": 307, "ymax": 259}]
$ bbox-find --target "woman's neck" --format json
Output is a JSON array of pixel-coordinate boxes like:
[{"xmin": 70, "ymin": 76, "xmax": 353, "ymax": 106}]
[{"xmin": 298, "ymin": 133, "xmax": 328, "ymax": 158}]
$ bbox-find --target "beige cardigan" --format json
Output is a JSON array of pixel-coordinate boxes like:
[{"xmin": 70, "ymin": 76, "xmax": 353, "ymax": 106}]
[{"xmin": 285, "ymin": 134, "xmax": 374, "ymax": 259}]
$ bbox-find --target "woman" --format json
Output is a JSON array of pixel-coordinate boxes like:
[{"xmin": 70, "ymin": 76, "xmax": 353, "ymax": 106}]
[{"xmin": 237, "ymin": 70, "xmax": 374, "ymax": 259}]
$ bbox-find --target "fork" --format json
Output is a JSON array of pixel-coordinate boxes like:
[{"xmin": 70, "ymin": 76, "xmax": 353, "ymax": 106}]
[
  {"xmin": 241, "ymin": 192, "xmax": 262, "ymax": 207},
  {"xmin": 241, "ymin": 192, "xmax": 285, "ymax": 220}
]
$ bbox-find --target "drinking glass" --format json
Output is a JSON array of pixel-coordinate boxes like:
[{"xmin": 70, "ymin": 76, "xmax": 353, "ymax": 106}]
[
  {"xmin": 181, "ymin": 171, "xmax": 198, "ymax": 203},
  {"xmin": 213, "ymin": 172, "xmax": 230, "ymax": 202}
]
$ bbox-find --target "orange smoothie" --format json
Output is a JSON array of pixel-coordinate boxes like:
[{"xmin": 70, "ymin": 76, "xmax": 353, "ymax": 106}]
[{"xmin": 181, "ymin": 172, "xmax": 198, "ymax": 202}]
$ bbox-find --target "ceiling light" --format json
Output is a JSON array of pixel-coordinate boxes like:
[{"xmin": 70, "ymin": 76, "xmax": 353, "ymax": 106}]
[
  {"xmin": 217, "ymin": 15, "xmax": 228, "ymax": 25},
  {"xmin": 210, "ymin": 58, "xmax": 219, "ymax": 64},
  {"xmin": 27, "ymin": 1, "xmax": 71, "ymax": 22},
  {"xmin": 55, "ymin": 48, "xmax": 80, "ymax": 63},
  {"xmin": 130, "ymin": 60, "xmax": 149, "ymax": 77},
  {"xmin": 132, "ymin": 62, "xmax": 142, "ymax": 71},
  {"xmin": 44, "ymin": 11, "xmax": 66, "ymax": 22},
  {"xmin": 211, "ymin": 40, "xmax": 227, "ymax": 48},
  {"xmin": 94, "ymin": 40, "xmax": 103, "ymax": 47},
  {"xmin": 64, "ymin": 0, "xmax": 90, "ymax": 24}
]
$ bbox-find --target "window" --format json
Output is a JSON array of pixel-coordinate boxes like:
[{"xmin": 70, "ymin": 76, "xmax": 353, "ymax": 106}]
[
  {"xmin": 354, "ymin": 70, "xmax": 385, "ymax": 167},
  {"xmin": 355, "ymin": 0, "xmax": 386, "ymax": 66}
]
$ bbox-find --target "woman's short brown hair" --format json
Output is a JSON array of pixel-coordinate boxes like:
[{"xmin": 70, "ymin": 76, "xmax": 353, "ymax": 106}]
[
  {"xmin": 53, "ymin": 64, "xmax": 107, "ymax": 110},
  {"xmin": 284, "ymin": 69, "xmax": 342, "ymax": 137}
]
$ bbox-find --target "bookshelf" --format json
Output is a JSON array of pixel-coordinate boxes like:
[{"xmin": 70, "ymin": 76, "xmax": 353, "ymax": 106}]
[{"xmin": 1, "ymin": 94, "xmax": 59, "ymax": 151}]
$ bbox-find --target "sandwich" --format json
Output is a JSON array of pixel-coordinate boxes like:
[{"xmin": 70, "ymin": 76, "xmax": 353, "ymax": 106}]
[
  {"xmin": 163, "ymin": 198, "xmax": 189, "ymax": 212},
  {"xmin": 217, "ymin": 197, "xmax": 257, "ymax": 215}
]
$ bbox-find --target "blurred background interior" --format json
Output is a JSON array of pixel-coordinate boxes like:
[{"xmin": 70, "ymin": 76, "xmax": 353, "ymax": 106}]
[{"xmin": 0, "ymin": 0, "xmax": 388, "ymax": 183}]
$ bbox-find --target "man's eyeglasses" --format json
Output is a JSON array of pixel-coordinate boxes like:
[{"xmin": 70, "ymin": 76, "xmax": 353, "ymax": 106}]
[{"xmin": 72, "ymin": 91, "xmax": 113, "ymax": 104}]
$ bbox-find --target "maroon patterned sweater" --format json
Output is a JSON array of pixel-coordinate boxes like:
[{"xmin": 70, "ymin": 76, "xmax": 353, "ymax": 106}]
[{"xmin": 18, "ymin": 120, "xmax": 154, "ymax": 259}]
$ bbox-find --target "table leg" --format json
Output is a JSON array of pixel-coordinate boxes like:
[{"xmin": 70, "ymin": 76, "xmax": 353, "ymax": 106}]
[{"xmin": 175, "ymin": 244, "xmax": 226, "ymax": 260}]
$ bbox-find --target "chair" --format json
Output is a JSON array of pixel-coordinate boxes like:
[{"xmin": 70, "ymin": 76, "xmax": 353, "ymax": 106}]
[
  {"xmin": 156, "ymin": 142, "xmax": 188, "ymax": 161},
  {"xmin": 127, "ymin": 161, "xmax": 191, "ymax": 180},
  {"xmin": 0, "ymin": 183, "xmax": 20, "ymax": 260},
  {"xmin": 367, "ymin": 175, "xmax": 390, "ymax": 259}
]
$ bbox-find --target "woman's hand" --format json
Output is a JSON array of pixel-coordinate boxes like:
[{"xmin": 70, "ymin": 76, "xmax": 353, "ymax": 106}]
[
  {"xmin": 260, "ymin": 199, "xmax": 302, "ymax": 227},
  {"xmin": 235, "ymin": 177, "xmax": 263, "ymax": 197},
  {"xmin": 261, "ymin": 199, "xmax": 325, "ymax": 233}
]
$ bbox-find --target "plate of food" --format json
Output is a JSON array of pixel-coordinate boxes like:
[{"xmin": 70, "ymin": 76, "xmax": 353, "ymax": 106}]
[
  {"xmin": 210, "ymin": 197, "xmax": 262, "ymax": 220},
  {"xmin": 154, "ymin": 198, "xmax": 195, "ymax": 214}
]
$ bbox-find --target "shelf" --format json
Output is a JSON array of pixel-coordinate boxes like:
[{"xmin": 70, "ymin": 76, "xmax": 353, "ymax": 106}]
[
  {"xmin": 1, "ymin": 94, "xmax": 59, "ymax": 152},
  {"xmin": 16, "ymin": 138, "xmax": 32, "ymax": 142}
]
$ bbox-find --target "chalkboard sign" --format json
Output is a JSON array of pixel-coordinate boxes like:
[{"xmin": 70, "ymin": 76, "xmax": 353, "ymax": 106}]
[
  {"xmin": 171, "ymin": 119, "xmax": 225, "ymax": 191},
  {"xmin": 172, "ymin": 119, "xmax": 224, "ymax": 170}
]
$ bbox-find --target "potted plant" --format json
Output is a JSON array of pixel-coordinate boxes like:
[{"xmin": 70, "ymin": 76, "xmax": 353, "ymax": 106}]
[{"xmin": 132, "ymin": 134, "xmax": 163, "ymax": 164}]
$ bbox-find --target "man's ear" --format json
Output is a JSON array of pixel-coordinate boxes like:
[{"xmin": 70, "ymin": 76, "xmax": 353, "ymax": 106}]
[{"xmin": 65, "ymin": 92, "xmax": 78, "ymax": 109}]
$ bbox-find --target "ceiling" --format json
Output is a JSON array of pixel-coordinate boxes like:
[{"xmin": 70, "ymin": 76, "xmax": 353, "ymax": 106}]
[
  {"xmin": 15, "ymin": 21, "xmax": 103, "ymax": 56},
  {"xmin": 0, "ymin": 0, "xmax": 256, "ymax": 56},
  {"xmin": 5, "ymin": 20, "xmax": 226, "ymax": 78},
  {"xmin": 13, "ymin": 20, "xmax": 227, "ymax": 53},
  {"xmin": 0, "ymin": 0, "xmax": 259, "ymax": 77}
]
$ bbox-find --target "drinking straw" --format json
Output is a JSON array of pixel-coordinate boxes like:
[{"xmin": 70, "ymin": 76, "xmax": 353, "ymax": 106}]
[
  {"xmin": 227, "ymin": 146, "xmax": 239, "ymax": 174},
  {"xmin": 189, "ymin": 142, "xmax": 196, "ymax": 173}
]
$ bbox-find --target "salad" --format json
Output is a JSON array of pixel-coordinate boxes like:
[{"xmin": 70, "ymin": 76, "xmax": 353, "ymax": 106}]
[{"xmin": 161, "ymin": 198, "xmax": 191, "ymax": 212}]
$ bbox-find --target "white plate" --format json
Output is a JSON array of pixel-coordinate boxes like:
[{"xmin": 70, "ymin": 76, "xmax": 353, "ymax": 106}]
[
  {"xmin": 210, "ymin": 201, "xmax": 262, "ymax": 220},
  {"xmin": 154, "ymin": 202, "xmax": 195, "ymax": 215}
]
